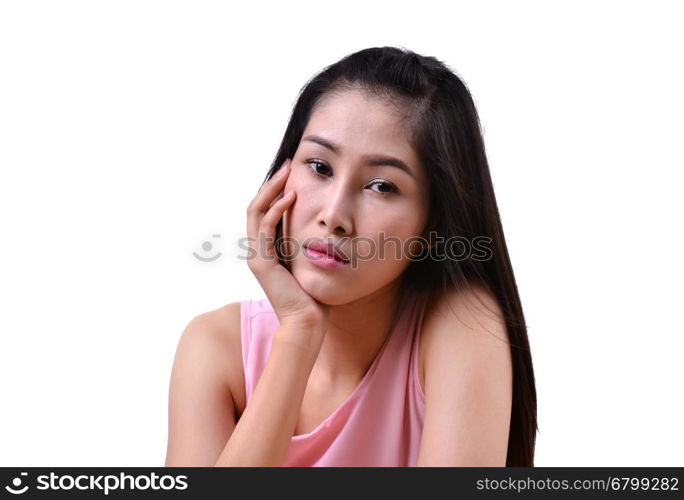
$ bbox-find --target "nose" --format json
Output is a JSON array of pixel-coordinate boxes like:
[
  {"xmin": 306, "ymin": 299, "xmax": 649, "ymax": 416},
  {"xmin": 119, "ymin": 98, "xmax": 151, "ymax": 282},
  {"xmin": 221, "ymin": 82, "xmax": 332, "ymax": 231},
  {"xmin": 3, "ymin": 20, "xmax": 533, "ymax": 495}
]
[{"xmin": 317, "ymin": 182, "xmax": 353, "ymax": 236}]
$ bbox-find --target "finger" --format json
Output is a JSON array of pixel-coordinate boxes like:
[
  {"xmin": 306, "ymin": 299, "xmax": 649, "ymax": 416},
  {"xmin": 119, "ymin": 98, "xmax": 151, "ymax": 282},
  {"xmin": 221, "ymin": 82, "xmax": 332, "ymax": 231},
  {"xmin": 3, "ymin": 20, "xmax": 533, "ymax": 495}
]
[
  {"xmin": 250, "ymin": 189, "xmax": 293, "ymax": 253},
  {"xmin": 254, "ymin": 160, "xmax": 291, "ymax": 209},
  {"xmin": 262, "ymin": 190, "xmax": 296, "ymax": 227},
  {"xmin": 259, "ymin": 191, "xmax": 296, "ymax": 259},
  {"xmin": 267, "ymin": 188, "xmax": 286, "ymax": 211},
  {"xmin": 248, "ymin": 160, "xmax": 290, "ymax": 238},
  {"xmin": 247, "ymin": 159, "xmax": 291, "ymax": 245}
]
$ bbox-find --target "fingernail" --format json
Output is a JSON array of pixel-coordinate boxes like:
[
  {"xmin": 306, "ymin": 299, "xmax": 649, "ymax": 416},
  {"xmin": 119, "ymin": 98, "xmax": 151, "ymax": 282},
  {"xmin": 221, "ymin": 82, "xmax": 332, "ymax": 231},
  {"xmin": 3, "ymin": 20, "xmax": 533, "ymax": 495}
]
[{"xmin": 276, "ymin": 165, "xmax": 288, "ymax": 177}]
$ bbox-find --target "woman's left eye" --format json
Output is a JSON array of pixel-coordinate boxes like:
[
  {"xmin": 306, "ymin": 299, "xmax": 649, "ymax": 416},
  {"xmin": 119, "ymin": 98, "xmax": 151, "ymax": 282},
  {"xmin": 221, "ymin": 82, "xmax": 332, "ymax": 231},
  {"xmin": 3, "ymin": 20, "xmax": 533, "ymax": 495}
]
[
  {"xmin": 307, "ymin": 159, "xmax": 331, "ymax": 176},
  {"xmin": 305, "ymin": 160, "xmax": 398, "ymax": 195},
  {"xmin": 368, "ymin": 180, "xmax": 398, "ymax": 194}
]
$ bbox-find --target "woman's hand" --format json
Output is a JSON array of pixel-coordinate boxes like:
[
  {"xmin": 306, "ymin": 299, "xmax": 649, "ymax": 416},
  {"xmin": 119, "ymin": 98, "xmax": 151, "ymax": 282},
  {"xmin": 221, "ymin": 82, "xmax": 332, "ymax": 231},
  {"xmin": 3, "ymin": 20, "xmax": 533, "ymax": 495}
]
[{"xmin": 246, "ymin": 159, "xmax": 329, "ymax": 343}]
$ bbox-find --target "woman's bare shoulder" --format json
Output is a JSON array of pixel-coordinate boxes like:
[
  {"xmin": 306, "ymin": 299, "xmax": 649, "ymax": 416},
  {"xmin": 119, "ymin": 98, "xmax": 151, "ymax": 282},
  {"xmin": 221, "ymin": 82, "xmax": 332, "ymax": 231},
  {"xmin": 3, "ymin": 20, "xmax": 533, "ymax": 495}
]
[
  {"xmin": 190, "ymin": 301, "xmax": 246, "ymax": 414},
  {"xmin": 166, "ymin": 302, "xmax": 245, "ymax": 466},
  {"xmin": 419, "ymin": 284, "xmax": 505, "ymax": 394}
]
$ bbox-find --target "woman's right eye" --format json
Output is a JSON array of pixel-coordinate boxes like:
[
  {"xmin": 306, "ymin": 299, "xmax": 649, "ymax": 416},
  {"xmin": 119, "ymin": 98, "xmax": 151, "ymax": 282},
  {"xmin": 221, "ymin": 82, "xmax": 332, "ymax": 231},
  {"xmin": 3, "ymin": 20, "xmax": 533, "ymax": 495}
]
[{"xmin": 306, "ymin": 159, "xmax": 331, "ymax": 177}]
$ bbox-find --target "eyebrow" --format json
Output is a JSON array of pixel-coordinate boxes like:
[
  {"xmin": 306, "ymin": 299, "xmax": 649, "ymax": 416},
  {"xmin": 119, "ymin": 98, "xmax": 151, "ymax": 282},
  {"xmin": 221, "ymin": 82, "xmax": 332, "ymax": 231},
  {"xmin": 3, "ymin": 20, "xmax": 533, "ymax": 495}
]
[{"xmin": 302, "ymin": 134, "xmax": 416, "ymax": 180}]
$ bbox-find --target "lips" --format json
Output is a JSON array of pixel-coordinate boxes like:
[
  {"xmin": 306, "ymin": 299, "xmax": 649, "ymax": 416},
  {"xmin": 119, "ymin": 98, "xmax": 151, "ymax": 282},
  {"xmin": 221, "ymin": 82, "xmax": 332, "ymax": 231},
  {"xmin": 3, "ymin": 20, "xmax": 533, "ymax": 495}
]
[{"xmin": 305, "ymin": 241, "xmax": 349, "ymax": 263}]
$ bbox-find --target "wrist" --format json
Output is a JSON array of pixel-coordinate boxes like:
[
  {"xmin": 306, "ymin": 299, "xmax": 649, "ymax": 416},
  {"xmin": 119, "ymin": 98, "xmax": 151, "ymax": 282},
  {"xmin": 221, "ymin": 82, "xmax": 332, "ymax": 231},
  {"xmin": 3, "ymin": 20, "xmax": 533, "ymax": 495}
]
[{"xmin": 273, "ymin": 321, "xmax": 326, "ymax": 357}]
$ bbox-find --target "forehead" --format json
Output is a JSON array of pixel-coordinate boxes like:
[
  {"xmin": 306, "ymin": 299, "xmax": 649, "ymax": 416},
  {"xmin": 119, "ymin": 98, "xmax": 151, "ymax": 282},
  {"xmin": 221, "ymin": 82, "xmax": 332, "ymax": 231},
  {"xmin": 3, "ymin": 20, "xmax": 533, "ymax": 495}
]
[{"xmin": 302, "ymin": 89, "xmax": 423, "ymax": 178}]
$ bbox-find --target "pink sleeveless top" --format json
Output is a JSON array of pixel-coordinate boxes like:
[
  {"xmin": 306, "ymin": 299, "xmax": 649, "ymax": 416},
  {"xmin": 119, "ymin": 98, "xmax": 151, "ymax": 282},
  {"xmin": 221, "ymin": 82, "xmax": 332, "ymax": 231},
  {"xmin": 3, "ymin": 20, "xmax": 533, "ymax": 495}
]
[{"xmin": 239, "ymin": 289, "xmax": 429, "ymax": 467}]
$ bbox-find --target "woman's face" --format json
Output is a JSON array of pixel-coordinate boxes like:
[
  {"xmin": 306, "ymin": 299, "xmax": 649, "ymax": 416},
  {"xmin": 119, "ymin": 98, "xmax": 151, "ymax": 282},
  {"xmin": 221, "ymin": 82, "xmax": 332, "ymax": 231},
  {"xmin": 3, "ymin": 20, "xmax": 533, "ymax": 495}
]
[{"xmin": 281, "ymin": 88, "xmax": 430, "ymax": 305}]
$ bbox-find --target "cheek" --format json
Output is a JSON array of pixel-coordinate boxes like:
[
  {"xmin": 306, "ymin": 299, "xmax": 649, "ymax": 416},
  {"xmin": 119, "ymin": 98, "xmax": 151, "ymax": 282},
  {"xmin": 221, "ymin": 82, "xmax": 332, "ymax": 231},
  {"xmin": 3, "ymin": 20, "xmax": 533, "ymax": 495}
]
[
  {"xmin": 357, "ymin": 220, "xmax": 425, "ymax": 261},
  {"xmin": 285, "ymin": 171, "xmax": 321, "ymax": 208},
  {"xmin": 285, "ymin": 168, "xmax": 306, "ymax": 192},
  {"xmin": 282, "ymin": 173, "xmax": 314, "ymax": 229}
]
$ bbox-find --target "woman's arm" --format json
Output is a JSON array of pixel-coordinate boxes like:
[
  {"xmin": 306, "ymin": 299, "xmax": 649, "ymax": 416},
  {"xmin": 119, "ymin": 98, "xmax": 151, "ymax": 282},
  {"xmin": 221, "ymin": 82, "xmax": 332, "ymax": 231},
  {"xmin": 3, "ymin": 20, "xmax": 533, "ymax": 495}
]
[
  {"xmin": 165, "ymin": 308, "xmax": 240, "ymax": 467},
  {"xmin": 417, "ymin": 285, "xmax": 512, "ymax": 466},
  {"xmin": 214, "ymin": 322, "xmax": 319, "ymax": 467}
]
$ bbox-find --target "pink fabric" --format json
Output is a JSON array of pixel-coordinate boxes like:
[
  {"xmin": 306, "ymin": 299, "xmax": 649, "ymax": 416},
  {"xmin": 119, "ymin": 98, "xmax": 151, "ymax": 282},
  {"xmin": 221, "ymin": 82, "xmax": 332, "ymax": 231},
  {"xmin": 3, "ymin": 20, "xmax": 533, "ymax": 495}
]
[{"xmin": 239, "ymin": 288, "xmax": 429, "ymax": 467}]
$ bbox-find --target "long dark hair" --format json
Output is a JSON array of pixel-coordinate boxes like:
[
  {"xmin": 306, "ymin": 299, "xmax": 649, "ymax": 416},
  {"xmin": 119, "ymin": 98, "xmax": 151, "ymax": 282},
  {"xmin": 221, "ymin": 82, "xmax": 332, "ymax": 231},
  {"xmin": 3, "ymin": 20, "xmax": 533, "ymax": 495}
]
[{"xmin": 263, "ymin": 46, "xmax": 537, "ymax": 466}]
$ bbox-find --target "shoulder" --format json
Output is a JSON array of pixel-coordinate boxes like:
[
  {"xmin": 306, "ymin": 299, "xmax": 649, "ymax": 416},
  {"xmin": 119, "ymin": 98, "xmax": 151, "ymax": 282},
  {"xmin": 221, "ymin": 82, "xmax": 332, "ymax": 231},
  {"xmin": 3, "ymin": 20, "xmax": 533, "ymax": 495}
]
[
  {"xmin": 419, "ymin": 284, "xmax": 511, "ymax": 391},
  {"xmin": 180, "ymin": 301, "xmax": 246, "ymax": 413},
  {"xmin": 420, "ymin": 283, "xmax": 509, "ymax": 367},
  {"xmin": 416, "ymin": 283, "xmax": 512, "ymax": 465},
  {"xmin": 165, "ymin": 302, "xmax": 245, "ymax": 466}
]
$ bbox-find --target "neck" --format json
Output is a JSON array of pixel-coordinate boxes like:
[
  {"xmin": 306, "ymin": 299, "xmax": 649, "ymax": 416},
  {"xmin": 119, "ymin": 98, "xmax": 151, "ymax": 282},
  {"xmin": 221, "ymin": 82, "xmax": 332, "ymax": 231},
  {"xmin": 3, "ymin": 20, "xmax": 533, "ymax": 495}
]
[{"xmin": 309, "ymin": 280, "xmax": 405, "ymax": 389}]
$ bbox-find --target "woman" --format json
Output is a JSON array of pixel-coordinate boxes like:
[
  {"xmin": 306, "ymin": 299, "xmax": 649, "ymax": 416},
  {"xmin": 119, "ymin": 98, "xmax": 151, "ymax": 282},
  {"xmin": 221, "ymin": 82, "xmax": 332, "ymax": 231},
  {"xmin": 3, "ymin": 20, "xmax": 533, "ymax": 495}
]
[{"xmin": 165, "ymin": 46, "xmax": 537, "ymax": 467}]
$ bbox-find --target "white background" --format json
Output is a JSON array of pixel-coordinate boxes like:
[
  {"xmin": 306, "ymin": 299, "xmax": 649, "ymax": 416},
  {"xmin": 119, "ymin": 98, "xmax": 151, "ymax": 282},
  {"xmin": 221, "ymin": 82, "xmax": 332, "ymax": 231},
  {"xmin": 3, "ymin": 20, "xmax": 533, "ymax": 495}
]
[{"xmin": 1, "ymin": 0, "xmax": 682, "ymax": 466}]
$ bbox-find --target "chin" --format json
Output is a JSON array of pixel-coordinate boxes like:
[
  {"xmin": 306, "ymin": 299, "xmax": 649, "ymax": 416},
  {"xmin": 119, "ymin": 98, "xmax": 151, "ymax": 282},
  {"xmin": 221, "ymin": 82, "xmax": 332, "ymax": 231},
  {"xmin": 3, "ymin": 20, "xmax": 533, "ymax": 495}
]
[{"xmin": 295, "ymin": 275, "xmax": 354, "ymax": 306}]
